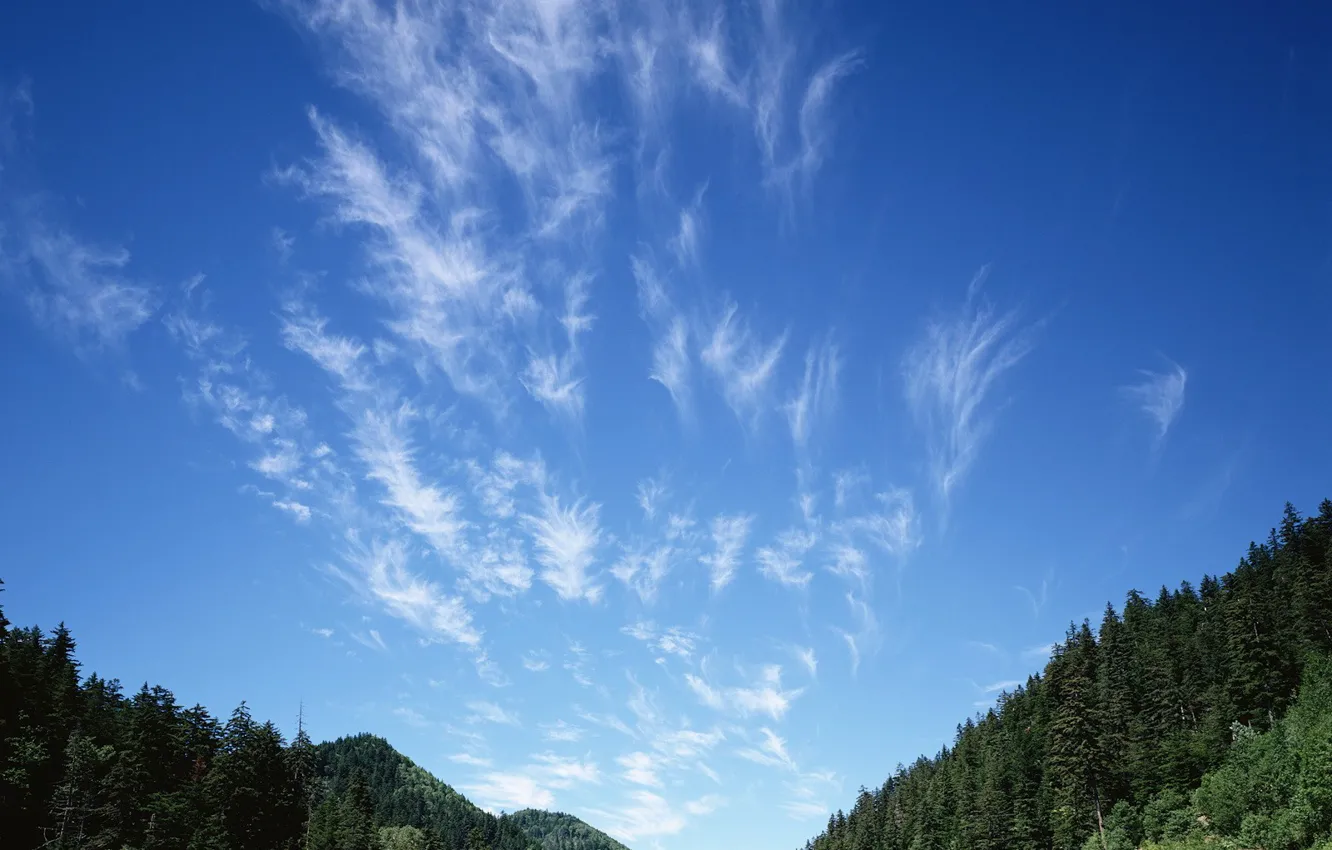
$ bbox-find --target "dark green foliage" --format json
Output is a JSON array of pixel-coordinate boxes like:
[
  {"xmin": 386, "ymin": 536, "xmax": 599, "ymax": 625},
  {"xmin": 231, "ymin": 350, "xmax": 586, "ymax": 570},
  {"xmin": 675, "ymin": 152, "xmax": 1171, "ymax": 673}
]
[
  {"xmin": 314, "ymin": 735, "xmax": 535, "ymax": 850},
  {"xmin": 506, "ymin": 809, "xmax": 631, "ymax": 850},
  {"xmin": 800, "ymin": 500, "xmax": 1332, "ymax": 850},
  {"xmin": 0, "ymin": 584, "xmax": 616, "ymax": 850}
]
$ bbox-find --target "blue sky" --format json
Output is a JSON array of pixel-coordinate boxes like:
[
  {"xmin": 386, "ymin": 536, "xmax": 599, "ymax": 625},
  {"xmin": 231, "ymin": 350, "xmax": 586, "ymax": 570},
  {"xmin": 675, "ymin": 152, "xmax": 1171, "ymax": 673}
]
[{"xmin": 2, "ymin": 1, "xmax": 1331, "ymax": 848}]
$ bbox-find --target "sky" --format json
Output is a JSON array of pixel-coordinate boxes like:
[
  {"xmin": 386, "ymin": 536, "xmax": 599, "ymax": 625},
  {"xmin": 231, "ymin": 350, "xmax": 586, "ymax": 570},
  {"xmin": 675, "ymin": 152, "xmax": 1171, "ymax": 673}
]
[{"xmin": 2, "ymin": 1, "xmax": 1332, "ymax": 848}]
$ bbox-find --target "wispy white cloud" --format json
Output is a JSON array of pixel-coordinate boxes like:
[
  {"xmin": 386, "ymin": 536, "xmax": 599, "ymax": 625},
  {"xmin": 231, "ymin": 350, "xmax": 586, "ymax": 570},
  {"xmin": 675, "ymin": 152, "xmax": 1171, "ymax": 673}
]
[
  {"xmin": 1122, "ymin": 360, "xmax": 1187, "ymax": 444},
  {"xmin": 701, "ymin": 301, "xmax": 787, "ymax": 427},
  {"xmin": 980, "ymin": 679, "xmax": 1024, "ymax": 695},
  {"xmin": 825, "ymin": 543, "xmax": 869, "ymax": 587},
  {"xmin": 669, "ymin": 185, "xmax": 707, "ymax": 266},
  {"xmin": 611, "ymin": 546, "xmax": 674, "ymax": 603},
  {"xmin": 464, "ymin": 772, "xmax": 554, "ymax": 812},
  {"xmin": 464, "ymin": 450, "xmax": 545, "ymax": 520},
  {"xmin": 617, "ymin": 750, "xmax": 664, "ymax": 787},
  {"xmin": 636, "ymin": 476, "xmax": 667, "ymax": 521},
  {"xmin": 564, "ymin": 641, "xmax": 596, "ymax": 688},
  {"xmin": 686, "ymin": 9, "xmax": 748, "ymax": 108},
  {"xmin": 311, "ymin": 627, "xmax": 334, "ymax": 639},
  {"xmin": 16, "ymin": 228, "xmax": 155, "ymax": 349},
  {"xmin": 524, "ymin": 493, "xmax": 603, "ymax": 602},
  {"xmin": 577, "ymin": 710, "xmax": 636, "ymax": 740},
  {"xmin": 281, "ymin": 303, "xmax": 372, "ymax": 392},
  {"xmin": 791, "ymin": 645, "xmax": 817, "ymax": 678},
  {"xmin": 169, "ymin": 286, "xmax": 508, "ymax": 672},
  {"xmin": 279, "ymin": 109, "xmax": 515, "ymax": 407},
  {"xmin": 679, "ymin": 1, "xmax": 861, "ymax": 204},
  {"xmin": 529, "ymin": 752, "xmax": 600, "ymax": 788},
  {"xmin": 833, "ymin": 467, "xmax": 869, "ymax": 511},
  {"xmin": 521, "ymin": 274, "xmax": 595, "ymax": 421},
  {"xmin": 699, "ymin": 513, "xmax": 754, "ymax": 592},
  {"xmin": 656, "ymin": 626, "xmax": 698, "ymax": 660},
  {"xmin": 621, "ymin": 621, "xmax": 700, "ymax": 660},
  {"xmin": 539, "ymin": 720, "xmax": 584, "ymax": 743},
  {"xmin": 1014, "ymin": 574, "xmax": 1051, "ymax": 618},
  {"xmin": 736, "ymin": 727, "xmax": 798, "ymax": 772},
  {"xmin": 783, "ymin": 800, "xmax": 830, "ymax": 820},
  {"xmin": 903, "ymin": 266, "xmax": 1035, "ymax": 507},
  {"xmin": 585, "ymin": 790, "xmax": 721, "ymax": 843},
  {"xmin": 835, "ymin": 593, "xmax": 879, "ymax": 676},
  {"xmin": 337, "ymin": 539, "xmax": 481, "ymax": 649},
  {"xmin": 466, "ymin": 700, "xmax": 520, "ymax": 727},
  {"xmin": 392, "ymin": 706, "xmax": 430, "ymax": 728},
  {"xmin": 756, "ymin": 527, "xmax": 818, "ymax": 588},
  {"xmin": 633, "ymin": 254, "xmax": 693, "ymax": 418},
  {"xmin": 272, "ymin": 499, "xmax": 313, "ymax": 522},
  {"xmin": 1021, "ymin": 642, "xmax": 1057, "ymax": 661},
  {"xmin": 782, "ymin": 767, "xmax": 841, "ymax": 821},
  {"xmin": 448, "ymin": 752, "xmax": 492, "ymax": 768},
  {"xmin": 271, "ymin": 227, "xmax": 295, "ymax": 262},
  {"xmin": 522, "ymin": 655, "xmax": 551, "ymax": 673},
  {"xmin": 771, "ymin": 51, "xmax": 864, "ymax": 193},
  {"xmin": 685, "ymin": 794, "xmax": 725, "ymax": 815},
  {"xmin": 687, "ymin": 663, "xmax": 802, "ymax": 721},
  {"xmin": 841, "ymin": 488, "xmax": 921, "ymax": 560},
  {"xmin": 786, "ymin": 336, "xmax": 840, "ymax": 449},
  {"xmin": 354, "ymin": 403, "xmax": 467, "ymax": 560},
  {"xmin": 352, "ymin": 629, "xmax": 389, "ymax": 652},
  {"xmin": 464, "ymin": 747, "xmax": 602, "ymax": 812}
]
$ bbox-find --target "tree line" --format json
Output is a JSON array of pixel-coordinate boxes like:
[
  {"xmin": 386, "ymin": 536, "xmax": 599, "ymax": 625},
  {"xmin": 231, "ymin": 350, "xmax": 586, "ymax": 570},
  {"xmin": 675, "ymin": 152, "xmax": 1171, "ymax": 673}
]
[
  {"xmin": 798, "ymin": 501, "xmax": 1332, "ymax": 850},
  {"xmin": 0, "ymin": 580, "xmax": 621, "ymax": 850}
]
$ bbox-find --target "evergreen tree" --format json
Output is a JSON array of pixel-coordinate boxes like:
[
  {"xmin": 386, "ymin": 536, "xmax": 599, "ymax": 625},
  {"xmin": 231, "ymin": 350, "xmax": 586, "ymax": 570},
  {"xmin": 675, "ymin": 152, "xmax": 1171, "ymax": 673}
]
[{"xmin": 1046, "ymin": 622, "xmax": 1106, "ymax": 850}]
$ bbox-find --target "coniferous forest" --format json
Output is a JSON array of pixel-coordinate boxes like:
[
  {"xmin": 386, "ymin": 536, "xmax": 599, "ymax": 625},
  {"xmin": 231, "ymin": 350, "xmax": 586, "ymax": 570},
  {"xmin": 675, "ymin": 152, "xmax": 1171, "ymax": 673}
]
[
  {"xmin": 797, "ymin": 501, "xmax": 1332, "ymax": 850},
  {"xmin": 4, "ymin": 501, "xmax": 1332, "ymax": 850},
  {"xmin": 0, "ymin": 581, "xmax": 624, "ymax": 850}
]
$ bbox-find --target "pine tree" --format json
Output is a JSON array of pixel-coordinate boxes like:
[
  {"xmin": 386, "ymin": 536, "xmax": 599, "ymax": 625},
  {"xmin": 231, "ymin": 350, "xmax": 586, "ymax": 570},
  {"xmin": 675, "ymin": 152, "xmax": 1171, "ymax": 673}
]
[
  {"xmin": 1095, "ymin": 603, "xmax": 1132, "ymax": 803},
  {"xmin": 42, "ymin": 731, "xmax": 108, "ymax": 850},
  {"xmin": 1046, "ymin": 622, "xmax": 1106, "ymax": 850}
]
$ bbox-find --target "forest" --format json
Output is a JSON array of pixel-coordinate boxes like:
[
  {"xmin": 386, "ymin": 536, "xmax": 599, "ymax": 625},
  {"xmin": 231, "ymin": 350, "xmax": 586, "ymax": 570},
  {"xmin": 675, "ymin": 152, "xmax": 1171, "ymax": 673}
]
[
  {"xmin": 798, "ymin": 501, "xmax": 1332, "ymax": 850},
  {"xmin": 0, "ymin": 582, "xmax": 624, "ymax": 850},
  {"xmin": 4, "ymin": 500, "xmax": 1331, "ymax": 850}
]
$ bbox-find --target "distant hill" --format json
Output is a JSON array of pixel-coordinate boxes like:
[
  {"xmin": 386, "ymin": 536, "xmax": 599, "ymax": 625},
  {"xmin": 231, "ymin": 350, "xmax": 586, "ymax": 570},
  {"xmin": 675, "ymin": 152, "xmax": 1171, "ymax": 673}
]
[
  {"xmin": 0, "ymin": 577, "xmax": 635, "ymax": 850},
  {"xmin": 316, "ymin": 733, "xmax": 537, "ymax": 850},
  {"xmin": 508, "ymin": 809, "xmax": 631, "ymax": 850}
]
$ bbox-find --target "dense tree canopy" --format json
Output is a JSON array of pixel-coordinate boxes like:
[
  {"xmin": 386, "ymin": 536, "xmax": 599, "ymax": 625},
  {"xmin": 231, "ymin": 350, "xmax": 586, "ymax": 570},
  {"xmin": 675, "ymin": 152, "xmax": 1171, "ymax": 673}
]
[
  {"xmin": 0, "ymin": 580, "xmax": 622, "ymax": 850},
  {"xmin": 797, "ymin": 501, "xmax": 1332, "ymax": 850},
  {"xmin": 506, "ymin": 810, "xmax": 630, "ymax": 850}
]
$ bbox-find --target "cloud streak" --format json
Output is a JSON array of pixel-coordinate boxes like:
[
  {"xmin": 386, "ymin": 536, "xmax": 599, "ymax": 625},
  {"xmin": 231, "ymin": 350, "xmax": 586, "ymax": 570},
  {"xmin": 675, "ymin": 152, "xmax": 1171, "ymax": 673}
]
[
  {"xmin": 903, "ymin": 267, "xmax": 1035, "ymax": 507},
  {"xmin": 702, "ymin": 302, "xmax": 787, "ymax": 427},
  {"xmin": 16, "ymin": 228, "xmax": 155, "ymax": 349},
  {"xmin": 1122, "ymin": 360, "xmax": 1187, "ymax": 445},
  {"xmin": 524, "ymin": 493, "xmax": 603, "ymax": 602},
  {"xmin": 699, "ymin": 514, "xmax": 754, "ymax": 592},
  {"xmin": 786, "ymin": 336, "xmax": 840, "ymax": 449}
]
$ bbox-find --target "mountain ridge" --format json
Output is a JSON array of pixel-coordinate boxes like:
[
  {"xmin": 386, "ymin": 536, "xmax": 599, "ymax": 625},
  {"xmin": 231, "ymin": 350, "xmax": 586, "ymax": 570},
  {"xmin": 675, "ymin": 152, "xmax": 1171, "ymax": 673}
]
[
  {"xmin": 0, "ymin": 581, "xmax": 631, "ymax": 850},
  {"xmin": 794, "ymin": 500, "xmax": 1332, "ymax": 850}
]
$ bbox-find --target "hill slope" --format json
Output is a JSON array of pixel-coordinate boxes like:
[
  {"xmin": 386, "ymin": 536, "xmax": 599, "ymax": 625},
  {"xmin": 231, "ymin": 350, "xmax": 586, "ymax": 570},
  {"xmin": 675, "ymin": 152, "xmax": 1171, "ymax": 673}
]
[
  {"xmin": 508, "ymin": 809, "xmax": 632, "ymax": 850},
  {"xmin": 316, "ymin": 734, "xmax": 538, "ymax": 850},
  {"xmin": 796, "ymin": 501, "xmax": 1332, "ymax": 850},
  {"xmin": 0, "ymin": 581, "xmax": 630, "ymax": 850}
]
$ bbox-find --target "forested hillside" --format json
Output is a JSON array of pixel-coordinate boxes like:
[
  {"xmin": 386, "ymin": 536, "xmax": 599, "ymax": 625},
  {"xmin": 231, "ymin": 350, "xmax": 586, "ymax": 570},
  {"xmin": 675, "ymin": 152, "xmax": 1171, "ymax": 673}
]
[
  {"xmin": 0, "ymin": 581, "xmax": 625, "ymax": 850},
  {"xmin": 310, "ymin": 734, "xmax": 534, "ymax": 850},
  {"xmin": 506, "ymin": 810, "xmax": 630, "ymax": 850},
  {"xmin": 798, "ymin": 501, "xmax": 1332, "ymax": 850}
]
